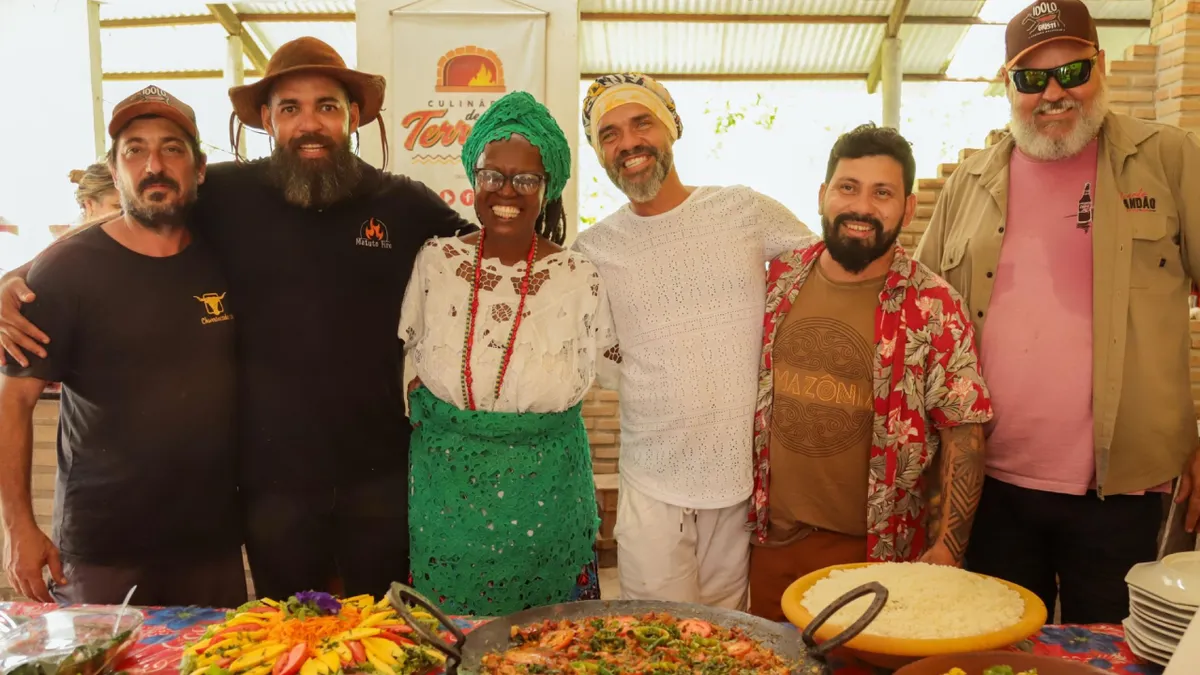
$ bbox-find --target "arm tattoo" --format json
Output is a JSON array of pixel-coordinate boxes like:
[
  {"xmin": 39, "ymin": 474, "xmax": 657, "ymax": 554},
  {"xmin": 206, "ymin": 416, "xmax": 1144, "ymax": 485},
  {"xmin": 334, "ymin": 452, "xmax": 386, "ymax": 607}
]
[{"xmin": 935, "ymin": 424, "xmax": 985, "ymax": 562}]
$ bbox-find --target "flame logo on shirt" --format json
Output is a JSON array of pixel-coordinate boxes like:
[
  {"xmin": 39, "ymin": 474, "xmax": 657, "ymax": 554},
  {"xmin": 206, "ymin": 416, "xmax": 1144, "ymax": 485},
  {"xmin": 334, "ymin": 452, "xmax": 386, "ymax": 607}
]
[{"xmin": 356, "ymin": 218, "xmax": 392, "ymax": 250}]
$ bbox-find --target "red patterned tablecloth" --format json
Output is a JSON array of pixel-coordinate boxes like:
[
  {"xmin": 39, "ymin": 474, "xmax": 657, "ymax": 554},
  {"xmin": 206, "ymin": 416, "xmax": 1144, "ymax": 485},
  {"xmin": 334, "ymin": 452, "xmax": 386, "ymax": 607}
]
[{"xmin": 0, "ymin": 602, "xmax": 1164, "ymax": 674}]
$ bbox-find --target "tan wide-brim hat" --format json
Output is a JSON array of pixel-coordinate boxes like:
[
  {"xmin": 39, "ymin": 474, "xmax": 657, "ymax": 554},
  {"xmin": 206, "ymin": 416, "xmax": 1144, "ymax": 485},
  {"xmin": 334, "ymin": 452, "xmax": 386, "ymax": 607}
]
[{"xmin": 228, "ymin": 36, "xmax": 387, "ymax": 129}]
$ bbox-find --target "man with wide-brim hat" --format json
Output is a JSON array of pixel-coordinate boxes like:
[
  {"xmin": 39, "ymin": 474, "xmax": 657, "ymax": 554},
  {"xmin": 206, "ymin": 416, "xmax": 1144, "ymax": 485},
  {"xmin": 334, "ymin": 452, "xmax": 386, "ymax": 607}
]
[
  {"xmin": 915, "ymin": 0, "xmax": 1200, "ymax": 624},
  {"xmin": 228, "ymin": 36, "xmax": 386, "ymax": 138},
  {"xmin": 0, "ymin": 37, "xmax": 475, "ymax": 600}
]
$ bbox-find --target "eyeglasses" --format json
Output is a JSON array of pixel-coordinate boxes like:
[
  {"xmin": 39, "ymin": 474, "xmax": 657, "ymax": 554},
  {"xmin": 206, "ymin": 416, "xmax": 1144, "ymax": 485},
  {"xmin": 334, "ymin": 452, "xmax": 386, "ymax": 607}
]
[
  {"xmin": 474, "ymin": 169, "xmax": 545, "ymax": 196},
  {"xmin": 1009, "ymin": 56, "xmax": 1098, "ymax": 95}
]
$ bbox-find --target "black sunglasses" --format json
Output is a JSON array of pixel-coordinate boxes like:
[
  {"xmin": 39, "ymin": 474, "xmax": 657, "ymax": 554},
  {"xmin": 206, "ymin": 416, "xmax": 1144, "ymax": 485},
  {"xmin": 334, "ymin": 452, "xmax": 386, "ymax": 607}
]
[{"xmin": 1009, "ymin": 56, "xmax": 1098, "ymax": 94}]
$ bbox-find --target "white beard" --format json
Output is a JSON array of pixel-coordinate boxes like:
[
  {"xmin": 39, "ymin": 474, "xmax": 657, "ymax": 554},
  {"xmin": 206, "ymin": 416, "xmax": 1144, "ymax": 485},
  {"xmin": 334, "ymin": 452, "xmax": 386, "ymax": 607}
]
[{"xmin": 1008, "ymin": 80, "xmax": 1109, "ymax": 161}]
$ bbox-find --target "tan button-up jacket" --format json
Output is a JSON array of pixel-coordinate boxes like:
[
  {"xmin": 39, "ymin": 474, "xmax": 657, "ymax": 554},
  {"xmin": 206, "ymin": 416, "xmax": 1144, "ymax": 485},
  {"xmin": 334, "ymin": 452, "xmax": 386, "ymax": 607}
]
[{"xmin": 915, "ymin": 112, "xmax": 1200, "ymax": 496}]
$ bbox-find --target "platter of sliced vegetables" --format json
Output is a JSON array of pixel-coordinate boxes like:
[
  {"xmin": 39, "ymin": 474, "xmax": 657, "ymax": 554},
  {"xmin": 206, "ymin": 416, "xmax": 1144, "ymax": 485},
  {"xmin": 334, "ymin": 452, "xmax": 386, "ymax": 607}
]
[{"xmin": 179, "ymin": 592, "xmax": 447, "ymax": 675}]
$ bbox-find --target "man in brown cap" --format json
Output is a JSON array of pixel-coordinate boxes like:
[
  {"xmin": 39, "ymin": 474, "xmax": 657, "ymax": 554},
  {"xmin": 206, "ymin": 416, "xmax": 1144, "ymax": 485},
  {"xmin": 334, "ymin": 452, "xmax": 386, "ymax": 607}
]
[
  {"xmin": 0, "ymin": 86, "xmax": 244, "ymax": 606},
  {"xmin": 0, "ymin": 38, "xmax": 472, "ymax": 599},
  {"xmin": 916, "ymin": 0, "xmax": 1200, "ymax": 623}
]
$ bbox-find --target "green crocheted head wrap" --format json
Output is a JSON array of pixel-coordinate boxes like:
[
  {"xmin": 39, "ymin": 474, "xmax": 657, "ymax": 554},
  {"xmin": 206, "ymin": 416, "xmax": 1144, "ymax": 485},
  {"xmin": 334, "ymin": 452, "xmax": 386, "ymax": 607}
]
[{"xmin": 462, "ymin": 91, "xmax": 571, "ymax": 202}]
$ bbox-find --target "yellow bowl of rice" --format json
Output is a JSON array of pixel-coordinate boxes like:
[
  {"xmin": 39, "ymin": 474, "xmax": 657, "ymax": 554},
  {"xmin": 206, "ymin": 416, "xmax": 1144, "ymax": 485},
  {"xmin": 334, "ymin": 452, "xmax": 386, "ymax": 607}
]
[{"xmin": 781, "ymin": 562, "xmax": 1048, "ymax": 670}]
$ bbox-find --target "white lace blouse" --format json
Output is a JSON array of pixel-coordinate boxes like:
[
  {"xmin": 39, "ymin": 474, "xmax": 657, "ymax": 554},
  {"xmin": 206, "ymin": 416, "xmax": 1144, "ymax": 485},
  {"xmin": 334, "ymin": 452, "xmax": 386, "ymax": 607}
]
[{"xmin": 400, "ymin": 237, "xmax": 621, "ymax": 413}]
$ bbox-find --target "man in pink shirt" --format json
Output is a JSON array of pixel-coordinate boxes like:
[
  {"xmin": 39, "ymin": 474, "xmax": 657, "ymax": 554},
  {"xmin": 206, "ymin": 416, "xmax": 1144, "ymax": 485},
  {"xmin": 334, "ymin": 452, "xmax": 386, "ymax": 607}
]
[{"xmin": 916, "ymin": 0, "xmax": 1200, "ymax": 624}]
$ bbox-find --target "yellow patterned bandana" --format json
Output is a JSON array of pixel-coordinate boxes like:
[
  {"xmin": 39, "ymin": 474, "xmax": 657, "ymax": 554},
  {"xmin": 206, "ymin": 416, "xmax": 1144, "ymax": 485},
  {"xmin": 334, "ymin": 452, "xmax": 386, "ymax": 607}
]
[{"xmin": 582, "ymin": 73, "xmax": 682, "ymax": 160}]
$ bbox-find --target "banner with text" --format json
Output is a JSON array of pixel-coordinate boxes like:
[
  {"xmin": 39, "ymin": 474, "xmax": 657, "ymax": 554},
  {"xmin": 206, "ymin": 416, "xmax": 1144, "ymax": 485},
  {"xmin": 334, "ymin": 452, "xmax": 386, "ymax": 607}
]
[{"xmin": 390, "ymin": 6, "xmax": 546, "ymax": 221}]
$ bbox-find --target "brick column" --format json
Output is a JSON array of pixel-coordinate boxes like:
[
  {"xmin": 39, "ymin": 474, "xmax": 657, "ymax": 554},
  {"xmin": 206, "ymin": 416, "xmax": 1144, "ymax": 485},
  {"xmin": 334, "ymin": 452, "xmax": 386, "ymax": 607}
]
[
  {"xmin": 583, "ymin": 386, "xmax": 621, "ymax": 475},
  {"xmin": 1106, "ymin": 45, "xmax": 1159, "ymax": 120},
  {"xmin": 1153, "ymin": 0, "xmax": 1200, "ymax": 131}
]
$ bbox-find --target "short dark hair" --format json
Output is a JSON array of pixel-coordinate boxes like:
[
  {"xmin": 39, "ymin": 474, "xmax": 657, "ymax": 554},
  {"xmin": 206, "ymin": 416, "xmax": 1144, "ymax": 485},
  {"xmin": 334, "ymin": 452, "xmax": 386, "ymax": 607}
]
[{"xmin": 825, "ymin": 123, "xmax": 916, "ymax": 196}]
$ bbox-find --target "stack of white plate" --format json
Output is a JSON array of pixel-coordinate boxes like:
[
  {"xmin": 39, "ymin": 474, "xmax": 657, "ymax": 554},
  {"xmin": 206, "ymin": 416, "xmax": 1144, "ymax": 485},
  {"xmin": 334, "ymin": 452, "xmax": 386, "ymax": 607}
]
[{"xmin": 1123, "ymin": 551, "xmax": 1200, "ymax": 666}]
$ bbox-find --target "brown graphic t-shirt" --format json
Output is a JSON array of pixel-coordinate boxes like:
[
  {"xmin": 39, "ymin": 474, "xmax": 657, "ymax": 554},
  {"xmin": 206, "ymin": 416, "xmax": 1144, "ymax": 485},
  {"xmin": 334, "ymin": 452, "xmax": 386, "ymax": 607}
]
[{"xmin": 766, "ymin": 262, "xmax": 884, "ymax": 542}]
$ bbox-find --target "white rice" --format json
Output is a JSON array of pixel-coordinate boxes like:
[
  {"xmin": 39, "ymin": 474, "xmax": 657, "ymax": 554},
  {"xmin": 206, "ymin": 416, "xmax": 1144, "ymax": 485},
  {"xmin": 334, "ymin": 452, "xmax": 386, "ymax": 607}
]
[{"xmin": 800, "ymin": 562, "xmax": 1025, "ymax": 639}]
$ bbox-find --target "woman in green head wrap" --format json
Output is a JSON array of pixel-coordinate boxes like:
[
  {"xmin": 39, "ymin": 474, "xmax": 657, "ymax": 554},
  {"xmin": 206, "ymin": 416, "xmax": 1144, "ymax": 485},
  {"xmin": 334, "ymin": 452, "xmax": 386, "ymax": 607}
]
[{"xmin": 399, "ymin": 91, "xmax": 621, "ymax": 615}]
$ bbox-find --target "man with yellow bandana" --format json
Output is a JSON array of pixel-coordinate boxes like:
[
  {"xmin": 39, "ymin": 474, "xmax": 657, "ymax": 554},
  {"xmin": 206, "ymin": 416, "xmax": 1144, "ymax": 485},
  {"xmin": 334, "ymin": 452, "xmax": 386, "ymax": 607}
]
[{"xmin": 574, "ymin": 73, "xmax": 817, "ymax": 609}]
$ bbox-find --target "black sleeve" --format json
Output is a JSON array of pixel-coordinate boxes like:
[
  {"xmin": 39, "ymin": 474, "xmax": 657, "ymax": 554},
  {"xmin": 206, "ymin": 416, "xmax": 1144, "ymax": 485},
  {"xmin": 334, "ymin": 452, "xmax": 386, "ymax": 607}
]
[
  {"xmin": 191, "ymin": 161, "xmax": 245, "ymax": 236},
  {"xmin": 410, "ymin": 179, "xmax": 478, "ymax": 238},
  {"xmin": 0, "ymin": 258, "xmax": 77, "ymax": 382}
]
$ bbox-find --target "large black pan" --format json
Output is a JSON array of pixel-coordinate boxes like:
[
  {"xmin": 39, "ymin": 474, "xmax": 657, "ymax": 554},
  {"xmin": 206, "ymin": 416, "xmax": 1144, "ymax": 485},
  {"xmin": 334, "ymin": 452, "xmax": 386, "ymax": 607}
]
[{"xmin": 387, "ymin": 580, "xmax": 887, "ymax": 675}]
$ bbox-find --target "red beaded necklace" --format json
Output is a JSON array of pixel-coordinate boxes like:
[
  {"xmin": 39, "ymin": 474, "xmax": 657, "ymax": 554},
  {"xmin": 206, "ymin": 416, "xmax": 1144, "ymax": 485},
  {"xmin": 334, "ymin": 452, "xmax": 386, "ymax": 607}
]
[{"xmin": 460, "ymin": 228, "xmax": 538, "ymax": 411}]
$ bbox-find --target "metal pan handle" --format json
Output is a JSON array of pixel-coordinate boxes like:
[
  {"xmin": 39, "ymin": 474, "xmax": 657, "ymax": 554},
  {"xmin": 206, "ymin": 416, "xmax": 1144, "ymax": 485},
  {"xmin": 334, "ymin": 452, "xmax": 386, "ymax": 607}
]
[
  {"xmin": 387, "ymin": 582, "xmax": 466, "ymax": 673},
  {"xmin": 801, "ymin": 581, "xmax": 888, "ymax": 658}
]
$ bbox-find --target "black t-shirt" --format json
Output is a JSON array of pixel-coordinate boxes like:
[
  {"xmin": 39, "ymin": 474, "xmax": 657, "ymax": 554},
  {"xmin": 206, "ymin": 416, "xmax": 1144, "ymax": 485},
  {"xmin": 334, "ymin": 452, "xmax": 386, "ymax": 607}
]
[
  {"xmin": 0, "ymin": 226, "xmax": 239, "ymax": 564},
  {"xmin": 193, "ymin": 159, "xmax": 472, "ymax": 492}
]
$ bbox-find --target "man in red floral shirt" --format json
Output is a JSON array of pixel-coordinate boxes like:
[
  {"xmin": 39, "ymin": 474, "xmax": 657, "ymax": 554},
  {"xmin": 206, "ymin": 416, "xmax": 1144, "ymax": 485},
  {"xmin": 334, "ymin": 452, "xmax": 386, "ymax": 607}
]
[{"xmin": 748, "ymin": 124, "xmax": 993, "ymax": 621}]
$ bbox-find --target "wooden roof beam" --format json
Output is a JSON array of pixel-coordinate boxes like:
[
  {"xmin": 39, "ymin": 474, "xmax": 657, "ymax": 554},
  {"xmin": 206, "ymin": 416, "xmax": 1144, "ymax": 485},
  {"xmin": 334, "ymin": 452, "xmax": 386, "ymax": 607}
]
[
  {"xmin": 104, "ymin": 69, "xmax": 263, "ymax": 81},
  {"xmin": 96, "ymin": 12, "xmax": 1148, "ymax": 29},
  {"xmin": 206, "ymin": 4, "xmax": 270, "ymax": 72},
  {"xmin": 578, "ymin": 13, "xmax": 1148, "ymax": 27},
  {"xmin": 867, "ymin": 0, "xmax": 911, "ymax": 94},
  {"xmin": 99, "ymin": 12, "xmax": 354, "ymax": 29},
  {"xmin": 580, "ymin": 72, "xmax": 1000, "ymax": 83}
]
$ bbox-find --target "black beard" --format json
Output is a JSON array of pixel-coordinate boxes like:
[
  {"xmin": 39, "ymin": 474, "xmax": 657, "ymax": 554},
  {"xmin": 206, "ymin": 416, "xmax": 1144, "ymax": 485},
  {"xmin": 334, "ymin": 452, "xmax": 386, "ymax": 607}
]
[
  {"xmin": 122, "ymin": 173, "xmax": 195, "ymax": 231},
  {"xmin": 266, "ymin": 134, "xmax": 363, "ymax": 209},
  {"xmin": 821, "ymin": 211, "xmax": 902, "ymax": 274}
]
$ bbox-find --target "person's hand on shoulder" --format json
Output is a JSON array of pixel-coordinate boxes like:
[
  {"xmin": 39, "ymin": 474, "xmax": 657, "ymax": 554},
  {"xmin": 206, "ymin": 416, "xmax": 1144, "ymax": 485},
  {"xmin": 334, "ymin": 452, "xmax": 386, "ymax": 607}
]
[{"xmin": 0, "ymin": 277, "xmax": 48, "ymax": 368}]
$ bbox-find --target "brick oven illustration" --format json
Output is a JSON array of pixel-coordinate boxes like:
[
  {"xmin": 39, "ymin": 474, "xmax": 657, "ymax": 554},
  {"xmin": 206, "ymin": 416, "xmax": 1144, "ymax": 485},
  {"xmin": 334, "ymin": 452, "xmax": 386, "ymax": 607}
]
[{"xmin": 435, "ymin": 45, "xmax": 506, "ymax": 93}]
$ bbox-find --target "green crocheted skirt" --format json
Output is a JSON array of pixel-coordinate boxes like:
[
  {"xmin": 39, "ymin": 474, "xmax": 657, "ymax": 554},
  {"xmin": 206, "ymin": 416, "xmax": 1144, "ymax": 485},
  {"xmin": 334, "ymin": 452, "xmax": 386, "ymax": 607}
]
[{"xmin": 408, "ymin": 386, "xmax": 600, "ymax": 616}]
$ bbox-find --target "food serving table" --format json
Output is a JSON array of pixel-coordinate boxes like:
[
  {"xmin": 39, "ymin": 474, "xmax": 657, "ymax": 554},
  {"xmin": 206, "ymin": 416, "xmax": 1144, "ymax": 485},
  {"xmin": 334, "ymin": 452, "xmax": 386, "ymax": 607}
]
[{"xmin": 0, "ymin": 601, "xmax": 1164, "ymax": 674}]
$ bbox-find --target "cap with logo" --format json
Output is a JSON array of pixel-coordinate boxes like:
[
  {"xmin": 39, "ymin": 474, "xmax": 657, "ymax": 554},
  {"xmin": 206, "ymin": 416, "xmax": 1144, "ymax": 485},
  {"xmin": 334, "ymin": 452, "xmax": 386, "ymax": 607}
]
[
  {"xmin": 1005, "ymin": 0, "xmax": 1099, "ymax": 69},
  {"xmin": 108, "ymin": 85, "xmax": 200, "ymax": 142}
]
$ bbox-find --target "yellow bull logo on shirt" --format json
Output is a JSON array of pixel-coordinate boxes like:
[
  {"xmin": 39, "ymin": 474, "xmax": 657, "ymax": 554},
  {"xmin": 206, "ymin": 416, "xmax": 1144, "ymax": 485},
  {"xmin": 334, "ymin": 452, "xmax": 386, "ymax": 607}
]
[{"xmin": 194, "ymin": 292, "xmax": 232, "ymax": 325}]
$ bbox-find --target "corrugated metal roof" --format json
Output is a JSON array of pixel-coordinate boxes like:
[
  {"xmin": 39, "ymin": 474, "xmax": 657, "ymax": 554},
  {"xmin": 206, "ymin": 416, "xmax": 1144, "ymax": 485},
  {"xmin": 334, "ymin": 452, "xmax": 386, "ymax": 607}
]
[
  {"xmin": 1079, "ymin": 0, "xmax": 1152, "ymax": 20},
  {"xmin": 252, "ymin": 21, "xmax": 358, "ymax": 66},
  {"xmin": 578, "ymin": 0, "xmax": 892, "ymax": 15},
  {"xmin": 99, "ymin": 1, "xmax": 210, "ymax": 21},
  {"xmin": 582, "ymin": 21, "xmax": 884, "ymax": 74},
  {"xmin": 234, "ymin": 1, "xmax": 356, "ymax": 15},
  {"xmin": 95, "ymin": 0, "xmax": 1151, "ymax": 81},
  {"xmin": 99, "ymin": 0, "xmax": 356, "ymax": 20},
  {"xmin": 101, "ymin": 24, "xmax": 233, "ymax": 72},
  {"xmin": 979, "ymin": 0, "xmax": 1150, "ymax": 22},
  {"xmin": 907, "ymin": 0, "xmax": 987, "ymax": 17},
  {"xmin": 898, "ymin": 24, "xmax": 970, "ymax": 74}
]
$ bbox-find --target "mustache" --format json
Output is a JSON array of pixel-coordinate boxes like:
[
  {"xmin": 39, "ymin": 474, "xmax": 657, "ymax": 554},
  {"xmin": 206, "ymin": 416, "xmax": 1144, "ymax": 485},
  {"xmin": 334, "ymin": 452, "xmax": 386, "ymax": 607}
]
[
  {"xmin": 1035, "ymin": 98, "xmax": 1080, "ymax": 115},
  {"xmin": 614, "ymin": 145, "xmax": 659, "ymax": 165},
  {"xmin": 833, "ymin": 212, "xmax": 884, "ymax": 231},
  {"xmin": 138, "ymin": 173, "xmax": 179, "ymax": 193},
  {"xmin": 287, "ymin": 133, "xmax": 336, "ymax": 153}
]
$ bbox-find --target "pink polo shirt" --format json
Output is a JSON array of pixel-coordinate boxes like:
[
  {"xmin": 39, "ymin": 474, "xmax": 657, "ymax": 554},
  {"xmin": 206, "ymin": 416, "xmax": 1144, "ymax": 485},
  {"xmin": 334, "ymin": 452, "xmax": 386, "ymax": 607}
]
[{"xmin": 981, "ymin": 140, "xmax": 1099, "ymax": 495}]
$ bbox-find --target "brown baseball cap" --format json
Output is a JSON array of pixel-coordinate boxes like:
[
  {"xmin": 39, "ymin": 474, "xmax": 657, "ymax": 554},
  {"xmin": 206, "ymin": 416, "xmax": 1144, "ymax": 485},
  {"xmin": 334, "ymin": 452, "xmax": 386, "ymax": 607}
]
[
  {"xmin": 1005, "ymin": 0, "xmax": 1099, "ymax": 69},
  {"xmin": 108, "ymin": 85, "xmax": 200, "ymax": 142}
]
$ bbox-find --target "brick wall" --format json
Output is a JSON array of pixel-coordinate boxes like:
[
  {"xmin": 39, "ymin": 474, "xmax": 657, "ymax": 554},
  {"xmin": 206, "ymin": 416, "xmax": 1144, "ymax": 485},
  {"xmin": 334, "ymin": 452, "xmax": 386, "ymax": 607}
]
[
  {"xmin": 582, "ymin": 387, "xmax": 621, "ymax": 475},
  {"xmin": 1108, "ymin": 44, "xmax": 1160, "ymax": 119},
  {"xmin": 1153, "ymin": 0, "xmax": 1200, "ymax": 129}
]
